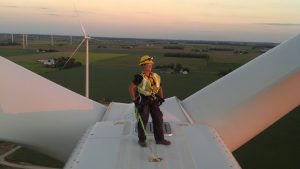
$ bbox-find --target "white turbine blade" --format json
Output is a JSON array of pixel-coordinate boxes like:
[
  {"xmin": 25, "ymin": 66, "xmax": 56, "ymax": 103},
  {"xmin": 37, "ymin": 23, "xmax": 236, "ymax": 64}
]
[
  {"xmin": 73, "ymin": 3, "xmax": 88, "ymax": 38},
  {"xmin": 80, "ymin": 20, "xmax": 88, "ymax": 38},
  {"xmin": 62, "ymin": 38, "xmax": 86, "ymax": 69},
  {"xmin": 182, "ymin": 34, "xmax": 300, "ymax": 151},
  {"xmin": 0, "ymin": 56, "xmax": 107, "ymax": 161}
]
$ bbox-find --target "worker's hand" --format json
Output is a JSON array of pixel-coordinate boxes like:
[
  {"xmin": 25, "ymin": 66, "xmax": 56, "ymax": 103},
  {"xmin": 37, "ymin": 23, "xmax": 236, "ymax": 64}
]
[
  {"xmin": 156, "ymin": 96, "xmax": 165, "ymax": 106},
  {"xmin": 157, "ymin": 98, "xmax": 165, "ymax": 106},
  {"xmin": 133, "ymin": 95, "xmax": 142, "ymax": 107}
]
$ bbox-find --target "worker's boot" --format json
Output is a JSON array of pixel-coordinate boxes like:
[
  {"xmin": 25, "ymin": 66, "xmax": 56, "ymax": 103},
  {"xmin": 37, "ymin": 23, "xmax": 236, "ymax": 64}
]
[
  {"xmin": 156, "ymin": 139, "xmax": 171, "ymax": 145},
  {"xmin": 138, "ymin": 140, "xmax": 148, "ymax": 147}
]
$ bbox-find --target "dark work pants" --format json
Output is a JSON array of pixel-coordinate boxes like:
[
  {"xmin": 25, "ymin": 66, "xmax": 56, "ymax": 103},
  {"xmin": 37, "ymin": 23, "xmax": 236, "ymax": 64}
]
[{"xmin": 137, "ymin": 96, "xmax": 164, "ymax": 142}]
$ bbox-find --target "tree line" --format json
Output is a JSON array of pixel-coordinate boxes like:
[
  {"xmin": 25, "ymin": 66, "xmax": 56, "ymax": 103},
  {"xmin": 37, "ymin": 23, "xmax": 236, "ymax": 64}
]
[
  {"xmin": 164, "ymin": 52, "xmax": 209, "ymax": 61},
  {"xmin": 155, "ymin": 63, "xmax": 190, "ymax": 74}
]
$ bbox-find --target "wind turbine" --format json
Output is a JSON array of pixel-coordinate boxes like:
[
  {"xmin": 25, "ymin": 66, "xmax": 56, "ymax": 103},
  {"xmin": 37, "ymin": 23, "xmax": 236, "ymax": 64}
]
[
  {"xmin": 11, "ymin": 34, "xmax": 14, "ymax": 44},
  {"xmin": 51, "ymin": 35, "xmax": 54, "ymax": 46},
  {"xmin": 70, "ymin": 35, "xmax": 73, "ymax": 45},
  {"xmin": 25, "ymin": 34, "xmax": 28, "ymax": 47},
  {"xmin": 22, "ymin": 34, "xmax": 25, "ymax": 49},
  {"xmin": 63, "ymin": 21, "xmax": 91, "ymax": 98}
]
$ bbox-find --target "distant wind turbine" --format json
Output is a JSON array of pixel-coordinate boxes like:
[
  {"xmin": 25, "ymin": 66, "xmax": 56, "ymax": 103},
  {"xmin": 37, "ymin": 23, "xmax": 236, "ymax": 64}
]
[
  {"xmin": 25, "ymin": 34, "xmax": 28, "ymax": 47},
  {"xmin": 63, "ymin": 21, "xmax": 91, "ymax": 98},
  {"xmin": 11, "ymin": 34, "xmax": 14, "ymax": 44},
  {"xmin": 22, "ymin": 34, "xmax": 25, "ymax": 49},
  {"xmin": 51, "ymin": 35, "xmax": 54, "ymax": 46}
]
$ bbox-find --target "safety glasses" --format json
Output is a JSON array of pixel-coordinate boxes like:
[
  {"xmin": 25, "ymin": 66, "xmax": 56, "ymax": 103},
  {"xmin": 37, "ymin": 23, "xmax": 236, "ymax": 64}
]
[{"xmin": 141, "ymin": 57, "xmax": 153, "ymax": 63}]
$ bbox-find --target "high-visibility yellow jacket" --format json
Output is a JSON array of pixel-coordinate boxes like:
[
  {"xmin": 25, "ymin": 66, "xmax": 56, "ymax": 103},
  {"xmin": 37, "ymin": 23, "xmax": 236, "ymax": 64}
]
[{"xmin": 137, "ymin": 72, "xmax": 161, "ymax": 96}]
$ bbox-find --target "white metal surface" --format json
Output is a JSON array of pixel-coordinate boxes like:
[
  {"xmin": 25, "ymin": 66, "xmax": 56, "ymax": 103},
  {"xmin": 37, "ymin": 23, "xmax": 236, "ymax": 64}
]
[
  {"xmin": 103, "ymin": 97, "xmax": 190, "ymax": 123},
  {"xmin": 133, "ymin": 122, "xmax": 173, "ymax": 136},
  {"xmin": 63, "ymin": 99, "xmax": 240, "ymax": 169},
  {"xmin": 64, "ymin": 121, "xmax": 241, "ymax": 169},
  {"xmin": 182, "ymin": 34, "xmax": 300, "ymax": 151}
]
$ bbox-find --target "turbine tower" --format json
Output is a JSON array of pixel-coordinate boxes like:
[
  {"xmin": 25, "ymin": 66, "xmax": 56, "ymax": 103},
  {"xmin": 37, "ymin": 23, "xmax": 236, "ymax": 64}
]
[
  {"xmin": 11, "ymin": 34, "xmax": 14, "ymax": 44},
  {"xmin": 51, "ymin": 35, "xmax": 54, "ymax": 46},
  {"xmin": 25, "ymin": 34, "xmax": 28, "ymax": 47},
  {"xmin": 63, "ymin": 22, "xmax": 91, "ymax": 98},
  {"xmin": 22, "ymin": 34, "xmax": 25, "ymax": 49}
]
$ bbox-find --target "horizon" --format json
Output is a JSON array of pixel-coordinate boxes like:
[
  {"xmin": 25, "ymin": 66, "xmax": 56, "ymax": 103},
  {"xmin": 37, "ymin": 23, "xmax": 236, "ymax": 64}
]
[
  {"xmin": 1, "ymin": 0, "xmax": 300, "ymax": 43},
  {"xmin": 0, "ymin": 32, "xmax": 280, "ymax": 44}
]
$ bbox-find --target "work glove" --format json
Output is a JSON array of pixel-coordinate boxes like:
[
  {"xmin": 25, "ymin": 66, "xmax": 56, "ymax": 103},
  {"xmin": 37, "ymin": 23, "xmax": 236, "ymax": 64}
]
[
  {"xmin": 157, "ymin": 98, "xmax": 165, "ymax": 106},
  {"xmin": 155, "ymin": 95, "xmax": 165, "ymax": 106},
  {"xmin": 133, "ymin": 95, "xmax": 142, "ymax": 107}
]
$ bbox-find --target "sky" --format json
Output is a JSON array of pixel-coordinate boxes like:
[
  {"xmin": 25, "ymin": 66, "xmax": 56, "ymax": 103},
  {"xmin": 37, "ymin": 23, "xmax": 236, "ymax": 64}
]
[{"xmin": 1, "ymin": 0, "xmax": 300, "ymax": 42}]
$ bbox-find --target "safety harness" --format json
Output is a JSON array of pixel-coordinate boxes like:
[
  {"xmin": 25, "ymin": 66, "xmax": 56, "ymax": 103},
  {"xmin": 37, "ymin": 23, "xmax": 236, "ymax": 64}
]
[{"xmin": 137, "ymin": 72, "xmax": 161, "ymax": 96}]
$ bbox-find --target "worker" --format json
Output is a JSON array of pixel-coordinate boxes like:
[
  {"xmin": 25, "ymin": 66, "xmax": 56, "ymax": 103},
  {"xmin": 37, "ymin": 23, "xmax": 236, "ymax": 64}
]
[{"xmin": 129, "ymin": 55, "xmax": 171, "ymax": 147}]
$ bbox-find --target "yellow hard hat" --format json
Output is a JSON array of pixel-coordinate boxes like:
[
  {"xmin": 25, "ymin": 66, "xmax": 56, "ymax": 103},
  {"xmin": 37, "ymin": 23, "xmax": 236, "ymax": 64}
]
[{"xmin": 139, "ymin": 55, "xmax": 154, "ymax": 65}]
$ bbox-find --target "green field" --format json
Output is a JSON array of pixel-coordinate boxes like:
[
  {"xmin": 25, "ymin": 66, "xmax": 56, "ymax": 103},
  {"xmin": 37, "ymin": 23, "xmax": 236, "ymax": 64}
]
[
  {"xmin": 234, "ymin": 106, "xmax": 300, "ymax": 169},
  {"xmin": 6, "ymin": 147, "xmax": 64, "ymax": 168},
  {"xmin": 0, "ymin": 38, "xmax": 299, "ymax": 169},
  {"xmin": 0, "ymin": 48, "xmax": 37, "ymax": 57},
  {"xmin": 1, "ymin": 45, "xmax": 232, "ymax": 102}
]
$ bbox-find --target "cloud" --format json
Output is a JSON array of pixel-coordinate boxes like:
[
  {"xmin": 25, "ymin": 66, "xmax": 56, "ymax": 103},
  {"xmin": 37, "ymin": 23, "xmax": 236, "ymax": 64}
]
[
  {"xmin": 45, "ymin": 13, "xmax": 76, "ymax": 18},
  {"xmin": 260, "ymin": 23, "xmax": 300, "ymax": 26},
  {"xmin": 37, "ymin": 7, "xmax": 50, "ymax": 10},
  {"xmin": 1, "ymin": 5, "xmax": 51, "ymax": 10},
  {"xmin": 47, "ymin": 13, "xmax": 61, "ymax": 16},
  {"xmin": 72, "ymin": 10, "xmax": 94, "ymax": 14},
  {"xmin": 2, "ymin": 5, "xmax": 20, "ymax": 8},
  {"xmin": 205, "ymin": 2, "xmax": 248, "ymax": 9}
]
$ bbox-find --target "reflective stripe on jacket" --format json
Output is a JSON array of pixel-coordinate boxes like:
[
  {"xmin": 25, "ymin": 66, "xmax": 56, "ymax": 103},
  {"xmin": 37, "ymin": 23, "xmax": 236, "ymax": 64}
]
[{"xmin": 137, "ymin": 72, "xmax": 161, "ymax": 96}]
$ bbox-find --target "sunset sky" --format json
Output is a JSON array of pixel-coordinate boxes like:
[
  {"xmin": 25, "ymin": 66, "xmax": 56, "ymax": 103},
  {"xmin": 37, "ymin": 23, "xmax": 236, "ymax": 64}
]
[{"xmin": 1, "ymin": 0, "xmax": 300, "ymax": 42}]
